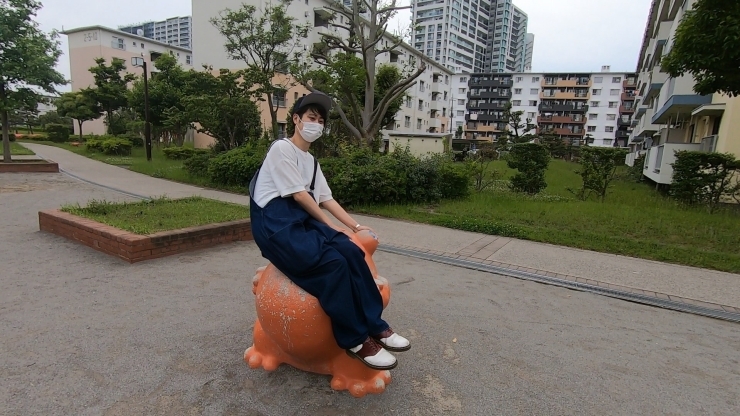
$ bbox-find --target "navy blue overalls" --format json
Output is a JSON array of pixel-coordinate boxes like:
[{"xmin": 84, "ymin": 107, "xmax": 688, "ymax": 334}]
[{"xmin": 248, "ymin": 140, "xmax": 389, "ymax": 349}]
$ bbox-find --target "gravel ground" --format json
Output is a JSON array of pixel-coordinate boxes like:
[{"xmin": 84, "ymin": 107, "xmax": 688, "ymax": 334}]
[{"xmin": 1, "ymin": 173, "xmax": 739, "ymax": 416}]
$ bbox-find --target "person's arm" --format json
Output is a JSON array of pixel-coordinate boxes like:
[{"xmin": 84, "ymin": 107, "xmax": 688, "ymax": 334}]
[
  {"xmin": 320, "ymin": 199, "xmax": 373, "ymax": 233},
  {"xmin": 293, "ymin": 191, "xmax": 348, "ymax": 233}
]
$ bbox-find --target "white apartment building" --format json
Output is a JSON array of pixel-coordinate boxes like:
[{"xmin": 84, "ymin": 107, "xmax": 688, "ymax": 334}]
[
  {"xmin": 411, "ymin": 0, "xmax": 534, "ymax": 73},
  {"xmin": 510, "ymin": 73, "xmax": 542, "ymax": 132},
  {"xmin": 451, "ymin": 74, "xmax": 470, "ymax": 134},
  {"xmin": 61, "ymin": 25, "xmax": 194, "ymax": 135},
  {"xmin": 119, "ymin": 16, "xmax": 193, "ymax": 50},
  {"xmin": 586, "ymin": 72, "xmax": 633, "ymax": 147},
  {"xmin": 523, "ymin": 33, "xmax": 534, "ymax": 71},
  {"xmin": 192, "ymin": 0, "xmax": 453, "ymax": 149}
]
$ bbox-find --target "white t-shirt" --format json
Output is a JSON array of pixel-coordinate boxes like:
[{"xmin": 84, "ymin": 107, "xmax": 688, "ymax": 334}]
[{"xmin": 252, "ymin": 139, "xmax": 333, "ymax": 208}]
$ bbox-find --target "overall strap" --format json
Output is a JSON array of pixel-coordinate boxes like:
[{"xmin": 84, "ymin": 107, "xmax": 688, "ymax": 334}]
[{"xmin": 309, "ymin": 157, "xmax": 318, "ymax": 192}]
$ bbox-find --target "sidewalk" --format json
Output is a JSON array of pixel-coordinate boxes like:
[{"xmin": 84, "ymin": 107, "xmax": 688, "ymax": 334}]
[{"xmin": 22, "ymin": 143, "xmax": 740, "ymax": 310}]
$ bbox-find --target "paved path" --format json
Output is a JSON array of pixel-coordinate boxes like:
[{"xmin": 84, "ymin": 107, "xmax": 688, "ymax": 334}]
[
  {"xmin": 22, "ymin": 143, "xmax": 740, "ymax": 311},
  {"xmin": 2, "ymin": 172, "xmax": 739, "ymax": 415}
]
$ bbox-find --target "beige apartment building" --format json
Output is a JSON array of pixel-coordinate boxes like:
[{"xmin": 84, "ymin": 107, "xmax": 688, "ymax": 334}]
[
  {"xmin": 61, "ymin": 25, "xmax": 194, "ymax": 136},
  {"xmin": 628, "ymin": 0, "xmax": 740, "ymax": 184}
]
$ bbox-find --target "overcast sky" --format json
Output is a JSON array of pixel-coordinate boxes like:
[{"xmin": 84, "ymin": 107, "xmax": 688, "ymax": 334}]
[{"xmin": 37, "ymin": 0, "xmax": 652, "ymax": 92}]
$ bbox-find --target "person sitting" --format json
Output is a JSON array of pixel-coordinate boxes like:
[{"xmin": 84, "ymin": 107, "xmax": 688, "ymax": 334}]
[{"xmin": 248, "ymin": 91, "xmax": 411, "ymax": 370}]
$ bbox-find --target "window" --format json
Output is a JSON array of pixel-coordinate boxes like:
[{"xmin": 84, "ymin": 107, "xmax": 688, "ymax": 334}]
[
  {"xmin": 420, "ymin": 81, "xmax": 425, "ymax": 92},
  {"xmin": 516, "ymin": 76, "xmax": 523, "ymax": 82},
  {"xmin": 418, "ymin": 100, "xmax": 424, "ymax": 110},
  {"xmin": 514, "ymin": 88, "xmax": 522, "ymax": 94},
  {"xmin": 608, "ymin": 102, "xmax": 618, "ymax": 108},
  {"xmin": 417, "ymin": 118, "xmax": 422, "ymax": 129},
  {"xmin": 612, "ymin": 77, "xmax": 622, "ymax": 83},
  {"xmin": 458, "ymin": 88, "xmax": 466, "ymax": 93},
  {"xmin": 456, "ymin": 110, "xmax": 464, "ymax": 116},
  {"xmin": 529, "ymin": 100, "xmax": 537, "ymax": 106},
  {"xmin": 530, "ymin": 88, "xmax": 538, "ymax": 94},
  {"xmin": 603, "ymin": 138, "xmax": 613, "ymax": 145},
  {"xmin": 406, "ymin": 97, "xmax": 412, "ymax": 108},
  {"xmin": 111, "ymin": 36, "xmax": 125, "ymax": 50},
  {"xmin": 272, "ymin": 90, "xmax": 286, "ymax": 107},
  {"xmin": 592, "ymin": 89, "xmax": 601, "ymax": 95},
  {"xmin": 587, "ymin": 126, "xmax": 596, "ymax": 132},
  {"xmin": 457, "ymin": 99, "xmax": 465, "ymax": 105},
  {"xmin": 532, "ymin": 77, "xmax": 540, "ymax": 82},
  {"xmin": 605, "ymin": 126, "xmax": 614, "ymax": 132},
  {"xmin": 141, "ymin": 43, "xmax": 144, "ymax": 49},
  {"xmin": 527, "ymin": 112, "xmax": 536, "ymax": 118},
  {"xmin": 459, "ymin": 77, "xmax": 468, "ymax": 82},
  {"xmin": 607, "ymin": 114, "xmax": 617, "ymax": 121},
  {"xmin": 404, "ymin": 116, "xmax": 411, "ymax": 128},
  {"xmin": 186, "ymin": 55, "xmax": 191, "ymax": 65},
  {"xmin": 589, "ymin": 113, "xmax": 598, "ymax": 120},
  {"xmin": 591, "ymin": 101, "xmax": 600, "ymax": 107},
  {"xmin": 294, "ymin": 92, "xmax": 299, "ymax": 100},
  {"xmin": 594, "ymin": 76, "xmax": 603, "ymax": 83},
  {"xmin": 610, "ymin": 89, "xmax": 620, "ymax": 96},
  {"xmin": 133, "ymin": 41, "xmax": 137, "ymax": 47},
  {"xmin": 512, "ymin": 100, "xmax": 521, "ymax": 106}
]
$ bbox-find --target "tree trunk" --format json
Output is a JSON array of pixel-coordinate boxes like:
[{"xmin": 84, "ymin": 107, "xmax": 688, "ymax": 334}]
[
  {"xmin": 78, "ymin": 120, "xmax": 84, "ymax": 141},
  {"xmin": 1, "ymin": 109, "xmax": 10, "ymax": 163}
]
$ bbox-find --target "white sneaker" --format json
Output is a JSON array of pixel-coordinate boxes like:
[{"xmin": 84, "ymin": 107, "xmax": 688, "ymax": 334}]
[
  {"xmin": 373, "ymin": 328, "xmax": 411, "ymax": 352},
  {"xmin": 347, "ymin": 338, "xmax": 398, "ymax": 370}
]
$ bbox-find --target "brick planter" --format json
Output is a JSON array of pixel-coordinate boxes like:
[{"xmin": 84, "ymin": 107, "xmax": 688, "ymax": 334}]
[
  {"xmin": 0, "ymin": 160, "xmax": 59, "ymax": 173},
  {"xmin": 39, "ymin": 209, "xmax": 253, "ymax": 263}
]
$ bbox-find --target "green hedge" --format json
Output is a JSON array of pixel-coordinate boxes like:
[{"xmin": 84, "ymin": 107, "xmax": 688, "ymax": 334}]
[
  {"xmin": 208, "ymin": 145, "xmax": 267, "ymax": 188},
  {"xmin": 183, "ymin": 149, "xmax": 213, "ymax": 177},
  {"xmin": 46, "ymin": 124, "xmax": 70, "ymax": 143},
  {"xmin": 163, "ymin": 146, "xmax": 197, "ymax": 160},
  {"xmin": 85, "ymin": 136, "xmax": 132, "ymax": 156}
]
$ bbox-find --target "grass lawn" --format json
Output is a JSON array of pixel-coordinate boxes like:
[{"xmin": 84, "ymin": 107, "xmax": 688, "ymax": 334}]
[
  {"xmin": 0, "ymin": 142, "xmax": 35, "ymax": 156},
  {"xmin": 356, "ymin": 159, "xmax": 740, "ymax": 274},
  {"xmin": 61, "ymin": 196, "xmax": 249, "ymax": 235}
]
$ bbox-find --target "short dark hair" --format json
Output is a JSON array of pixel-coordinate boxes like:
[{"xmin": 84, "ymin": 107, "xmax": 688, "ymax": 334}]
[{"xmin": 292, "ymin": 96, "xmax": 328, "ymax": 121}]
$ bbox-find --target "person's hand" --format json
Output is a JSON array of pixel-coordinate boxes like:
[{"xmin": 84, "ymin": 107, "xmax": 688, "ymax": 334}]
[
  {"xmin": 355, "ymin": 225, "xmax": 375, "ymax": 234},
  {"xmin": 329, "ymin": 223, "xmax": 353, "ymax": 237}
]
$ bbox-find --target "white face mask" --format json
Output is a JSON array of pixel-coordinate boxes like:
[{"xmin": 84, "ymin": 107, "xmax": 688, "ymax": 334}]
[{"xmin": 298, "ymin": 119, "xmax": 323, "ymax": 142}]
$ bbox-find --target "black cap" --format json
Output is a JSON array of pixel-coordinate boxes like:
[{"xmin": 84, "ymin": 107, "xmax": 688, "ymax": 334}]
[{"xmin": 292, "ymin": 90, "xmax": 333, "ymax": 120}]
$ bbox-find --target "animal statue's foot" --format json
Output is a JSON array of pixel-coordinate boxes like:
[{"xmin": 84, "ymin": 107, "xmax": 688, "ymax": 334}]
[
  {"xmin": 330, "ymin": 369, "xmax": 392, "ymax": 398},
  {"xmin": 243, "ymin": 321, "xmax": 284, "ymax": 371}
]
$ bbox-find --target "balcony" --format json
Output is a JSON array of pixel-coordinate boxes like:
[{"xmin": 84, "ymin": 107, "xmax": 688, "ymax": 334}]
[
  {"xmin": 620, "ymin": 105, "xmax": 635, "ymax": 114},
  {"xmin": 537, "ymin": 115, "xmax": 586, "ymax": 124},
  {"xmin": 643, "ymin": 142, "xmax": 703, "ymax": 184},
  {"xmin": 468, "ymin": 90, "xmax": 512, "ymax": 99},
  {"xmin": 541, "ymin": 78, "xmax": 591, "ymax": 88},
  {"xmin": 429, "ymin": 99, "xmax": 442, "ymax": 111},
  {"xmin": 616, "ymin": 130, "xmax": 630, "ymax": 139},
  {"xmin": 623, "ymin": 79, "xmax": 637, "ymax": 89},
  {"xmin": 467, "ymin": 102, "xmax": 507, "ymax": 110},
  {"xmin": 538, "ymin": 103, "xmax": 589, "ymax": 113},
  {"xmin": 621, "ymin": 92, "xmax": 637, "ymax": 101},
  {"xmin": 651, "ymin": 94, "xmax": 712, "ymax": 124},
  {"xmin": 466, "ymin": 113, "xmax": 506, "ymax": 122},
  {"xmin": 429, "ymin": 118, "xmax": 441, "ymax": 129},
  {"xmin": 617, "ymin": 118, "xmax": 632, "ymax": 127},
  {"xmin": 469, "ymin": 78, "xmax": 513, "ymax": 87},
  {"xmin": 431, "ymin": 82, "xmax": 442, "ymax": 93},
  {"xmin": 540, "ymin": 90, "xmax": 589, "ymax": 100},
  {"xmin": 537, "ymin": 127, "xmax": 585, "ymax": 136}
]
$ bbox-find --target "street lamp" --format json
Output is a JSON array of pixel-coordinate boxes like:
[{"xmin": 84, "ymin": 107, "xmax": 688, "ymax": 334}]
[{"xmin": 131, "ymin": 56, "xmax": 152, "ymax": 161}]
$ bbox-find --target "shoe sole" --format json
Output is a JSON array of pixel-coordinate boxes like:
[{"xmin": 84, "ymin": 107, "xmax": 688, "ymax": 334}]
[
  {"xmin": 373, "ymin": 339, "xmax": 411, "ymax": 353},
  {"xmin": 345, "ymin": 349, "xmax": 398, "ymax": 370}
]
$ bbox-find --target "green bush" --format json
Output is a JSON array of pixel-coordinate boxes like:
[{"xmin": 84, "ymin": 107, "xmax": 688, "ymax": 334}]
[
  {"xmin": 208, "ymin": 145, "xmax": 267, "ymax": 188},
  {"xmin": 46, "ymin": 124, "xmax": 70, "ymax": 143},
  {"xmin": 124, "ymin": 134, "xmax": 144, "ymax": 147},
  {"xmin": 100, "ymin": 138, "xmax": 132, "ymax": 156},
  {"xmin": 571, "ymin": 147, "xmax": 628, "ymax": 202},
  {"xmin": 670, "ymin": 151, "xmax": 740, "ymax": 213},
  {"xmin": 85, "ymin": 138, "xmax": 104, "ymax": 152},
  {"xmin": 626, "ymin": 154, "xmax": 645, "ymax": 182},
  {"xmin": 163, "ymin": 146, "xmax": 197, "ymax": 160},
  {"xmin": 183, "ymin": 150, "xmax": 212, "ymax": 177},
  {"xmin": 439, "ymin": 161, "xmax": 474, "ymax": 199},
  {"xmin": 8, "ymin": 133, "xmax": 16, "ymax": 142},
  {"xmin": 507, "ymin": 143, "xmax": 550, "ymax": 194}
]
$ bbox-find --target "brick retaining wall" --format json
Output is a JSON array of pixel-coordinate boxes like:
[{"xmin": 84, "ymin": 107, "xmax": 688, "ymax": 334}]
[
  {"xmin": 0, "ymin": 161, "xmax": 59, "ymax": 173},
  {"xmin": 39, "ymin": 209, "xmax": 252, "ymax": 263}
]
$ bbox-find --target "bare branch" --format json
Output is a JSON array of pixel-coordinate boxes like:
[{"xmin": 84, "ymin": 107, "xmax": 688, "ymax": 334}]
[{"xmin": 369, "ymin": 63, "xmax": 426, "ymax": 131}]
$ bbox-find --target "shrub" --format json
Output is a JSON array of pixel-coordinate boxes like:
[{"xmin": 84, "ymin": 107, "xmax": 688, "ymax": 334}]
[
  {"xmin": 208, "ymin": 145, "xmax": 267, "ymax": 188},
  {"xmin": 85, "ymin": 138, "xmax": 104, "ymax": 152},
  {"xmin": 570, "ymin": 147, "xmax": 628, "ymax": 201},
  {"xmin": 439, "ymin": 161, "xmax": 474, "ymax": 199},
  {"xmin": 507, "ymin": 143, "xmax": 550, "ymax": 194},
  {"xmin": 8, "ymin": 133, "xmax": 16, "ymax": 142},
  {"xmin": 626, "ymin": 154, "xmax": 645, "ymax": 182},
  {"xmin": 46, "ymin": 124, "xmax": 70, "ymax": 143},
  {"xmin": 163, "ymin": 146, "xmax": 197, "ymax": 160},
  {"xmin": 124, "ymin": 134, "xmax": 144, "ymax": 147},
  {"xmin": 183, "ymin": 150, "xmax": 212, "ymax": 177},
  {"xmin": 100, "ymin": 138, "xmax": 132, "ymax": 156},
  {"xmin": 670, "ymin": 151, "xmax": 740, "ymax": 213}
]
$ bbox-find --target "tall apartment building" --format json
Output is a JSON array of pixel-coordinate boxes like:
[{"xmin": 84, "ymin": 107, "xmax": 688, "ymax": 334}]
[
  {"xmin": 119, "ymin": 16, "xmax": 192, "ymax": 50},
  {"xmin": 192, "ymin": 0, "xmax": 454, "ymax": 152},
  {"xmin": 61, "ymin": 25, "xmax": 194, "ymax": 135},
  {"xmin": 627, "ymin": 0, "xmax": 740, "ymax": 184},
  {"xmin": 462, "ymin": 69, "xmax": 637, "ymax": 147},
  {"xmin": 411, "ymin": 0, "xmax": 534, "ymax": 73}
]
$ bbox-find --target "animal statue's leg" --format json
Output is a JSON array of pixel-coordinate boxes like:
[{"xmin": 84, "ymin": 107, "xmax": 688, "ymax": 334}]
[
  {"xmin": 244, "ymin": 319, "xmax": 286, "ymax": 371},
  {"xmin": 327, "ymin": 353, "xmax": 393, "ymax": 398}
]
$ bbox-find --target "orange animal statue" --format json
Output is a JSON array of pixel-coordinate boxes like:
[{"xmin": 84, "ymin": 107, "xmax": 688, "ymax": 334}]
[{"xmin": 244, "ymin": 230, "xmax": 393, "ymax": 398}]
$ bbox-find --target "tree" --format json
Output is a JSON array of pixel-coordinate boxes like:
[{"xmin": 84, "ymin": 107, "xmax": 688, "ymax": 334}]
[
  {"xmin": 87, "ymin": 57, "xmax": 135, "ymax": 134},
  {"xmin": 502, "ymin": 102, "xmax": 535, "ymax": 145},
  {"xmin": 670, "ymin": 150, "xmax": 740, "ymax": 213},
  {"xmin": 661, "ymin": 0, "xmax": 740, "ymax": 97},
  {"xmin": 187, "ymin": 68, "xmax": 263, "ymax": 151},
  {"xmin": 12, "ymin": 100, "xmax": 39, "ymax": 133},
  {"xmin": 0, "ymin": 0, "xmax": 65, "ymax": 162},
  {"xmin": 507, "ymin": 143, "xmax": 550, "ymax": 194},
  {"xmin": 37, "ymin": 110, "xmax": 72, "ymax": 130},
  {"xmin": 570, "ymin": 147, "xmax": 628, "ymax": 202},
  {"xmin": 538, "ymin": 131, "xmax": 567, "ymax": 159},
  {"xmin": 211, "ymin": 1, "xmax": 308, "ymax": 140},
  {"xmin": 55, "ymin": 90, "xmax": 101, "ymax": 140},
  {"xmin": 299, "ymin": 0, "xmax": 428, "ymax": 146},
  {"xmin": 129, "ymin": 54, "xmax": 192, "ymax": 146}
]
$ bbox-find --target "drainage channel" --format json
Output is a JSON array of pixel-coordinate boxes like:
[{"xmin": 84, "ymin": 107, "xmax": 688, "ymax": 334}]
[{"xmin": 378, "ymin": 244, "xmax": 740, "ymax": 324}]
